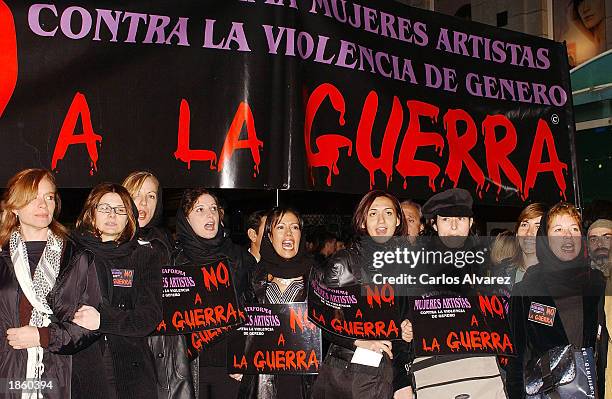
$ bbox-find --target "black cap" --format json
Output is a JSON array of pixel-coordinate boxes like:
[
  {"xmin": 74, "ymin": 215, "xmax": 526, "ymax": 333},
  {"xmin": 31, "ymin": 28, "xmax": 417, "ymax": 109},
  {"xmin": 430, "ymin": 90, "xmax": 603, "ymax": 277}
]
[{"xmin": 422, "ymin": 188, "xmax": 473, "ymax": 219}]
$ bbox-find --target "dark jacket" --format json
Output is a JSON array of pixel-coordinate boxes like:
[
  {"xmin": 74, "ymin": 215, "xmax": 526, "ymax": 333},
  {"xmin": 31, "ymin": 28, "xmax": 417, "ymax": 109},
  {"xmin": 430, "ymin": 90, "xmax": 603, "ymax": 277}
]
[
  {"xmin": 70, "ymin": 242, "xmax": 163, "ymax": 399},
  {"xmin": 506, "ymin": 265, "xmax": 605, "ymax": 399},
  {"xmin": 238, "ymin": 265, "xmax": 315, "ymax": 399},
  {"xmin": 144, "ymin": 228, "xmax": 195, "ymax": 399},
  {"xmin": 0, "ymin": 239, "xmax": 102, "ymax": 399},
  {"xmin": 317, "ymin": 241, "xmax": 408, "ymax": 397}
]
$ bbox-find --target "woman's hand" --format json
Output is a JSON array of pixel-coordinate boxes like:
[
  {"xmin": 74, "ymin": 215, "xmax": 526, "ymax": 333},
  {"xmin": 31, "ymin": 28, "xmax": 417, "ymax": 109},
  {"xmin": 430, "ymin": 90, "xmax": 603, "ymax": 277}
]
[
  {"xmin": 72, "ymin": 305, "xmax": 100, "ymax": 330},
  {"xmin": 6, "ymin": 326, "xmax": 40, "ymax": 349},
  {"xmin": 354, "ymin": 340, "xmax": 393, "ymax": 359},
  {"xmin": 229, "ymin": 374, "xmax": 243, "ymax": 382},
  {"xmin": 394, "ymin": 386, "xmax": 414, "ymax": 399},
  {"xmin": 400, "ymin": 319, "xmax": 413, "ymax": 343}
]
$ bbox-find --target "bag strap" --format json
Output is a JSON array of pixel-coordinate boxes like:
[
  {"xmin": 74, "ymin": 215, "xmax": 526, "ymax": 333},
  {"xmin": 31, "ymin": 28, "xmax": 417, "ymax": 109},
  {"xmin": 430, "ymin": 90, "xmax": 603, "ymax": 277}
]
[
  {"xmin": 411, "ymin": 354, "xmax": 488, "ymax": 372},
  {"xmin": 539, "ymin": 351, "xmax": 560, "ymax": 399}
]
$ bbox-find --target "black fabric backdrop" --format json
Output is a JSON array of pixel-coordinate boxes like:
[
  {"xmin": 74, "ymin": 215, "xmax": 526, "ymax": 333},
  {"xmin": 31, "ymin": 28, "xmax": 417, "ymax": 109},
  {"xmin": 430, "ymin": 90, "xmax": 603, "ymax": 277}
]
[{"xmin": 0, "ymin": 1, "xmax": 577, "ymax": 205}]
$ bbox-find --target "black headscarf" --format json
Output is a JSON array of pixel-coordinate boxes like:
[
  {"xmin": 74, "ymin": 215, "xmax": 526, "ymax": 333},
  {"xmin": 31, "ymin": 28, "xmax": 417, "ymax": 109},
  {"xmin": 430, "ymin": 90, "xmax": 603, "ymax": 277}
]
[
  {"xmin": 259, "ymin": 234, "xmax": 312, "ymax": 279},
  {"xmin": 536, "ymin": 210, "xmax": 590, "ymax": 296},
  {"xmin": 175, "ymin": 207, "xmax": 233, "ymax": 264}
]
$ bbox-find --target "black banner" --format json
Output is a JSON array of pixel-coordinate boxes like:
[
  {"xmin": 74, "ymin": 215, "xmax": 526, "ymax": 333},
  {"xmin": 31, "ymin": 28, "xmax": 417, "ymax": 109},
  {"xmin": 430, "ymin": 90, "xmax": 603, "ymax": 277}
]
[
  {"xmin": 410, "ymin": 294, "xmax": 515, "ymax": 356},
  {"xmin": 307, "ymin": 279, "xmax": 402, "ymax": 340},
  {"xmin": 227, "ymin": 302, "xmax": 322, "ymax": 375},
  {"xmin": 0, "ymin": 1, "xmax": 576, "ymax": 204},
  {"xmin": 154, "ymin": 259, "xmax": 243, "ymax": 335}
]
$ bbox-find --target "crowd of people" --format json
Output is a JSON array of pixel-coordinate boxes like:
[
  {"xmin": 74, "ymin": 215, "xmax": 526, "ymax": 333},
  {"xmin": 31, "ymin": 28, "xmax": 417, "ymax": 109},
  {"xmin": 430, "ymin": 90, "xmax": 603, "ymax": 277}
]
[{"xmin": 1, "ymin": 167, "xmax": 611, "ymax": 399}]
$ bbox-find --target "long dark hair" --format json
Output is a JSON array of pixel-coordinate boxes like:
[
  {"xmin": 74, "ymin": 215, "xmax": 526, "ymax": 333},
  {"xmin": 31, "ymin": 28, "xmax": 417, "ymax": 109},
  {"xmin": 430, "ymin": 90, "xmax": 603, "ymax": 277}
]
[
  {"xmin": 352, "ymin": 190, "xmax": 408, "ymax": 236},
  {"xmin": 264, "ymin": 207, "xmax": 304, "ymax": 237},
  {"xmin": 180, "ymin": 188, "xmax": 224, "ymax": 220}
]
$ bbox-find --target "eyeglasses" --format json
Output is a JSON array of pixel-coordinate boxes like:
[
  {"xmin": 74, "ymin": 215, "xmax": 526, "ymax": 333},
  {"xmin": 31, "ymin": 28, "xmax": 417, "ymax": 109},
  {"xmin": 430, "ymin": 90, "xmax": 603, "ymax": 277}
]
[{"xmin": 96, "ymin": 203, "xmax": 128, "ymax": 215}]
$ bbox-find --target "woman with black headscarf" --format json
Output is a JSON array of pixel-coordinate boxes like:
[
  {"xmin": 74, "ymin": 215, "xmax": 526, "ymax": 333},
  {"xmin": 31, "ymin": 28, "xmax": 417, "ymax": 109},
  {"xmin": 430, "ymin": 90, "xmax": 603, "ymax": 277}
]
[
  {"xmin": 123, "ymin": 171, "xmax": 194, "ymax": 399},
  {"xmin": 238, "ymin": 207, "xmax": 317, "ymax": 399},
  {"xmin": 173, "ymin": 187, "xmax": 256, "ymax": 399},
  {"xmin": 506, "ymin": 202, "xmax": 605, "ymax": 399},
  {"xmin": 69, "ymin": 182, "xmax": 163, "ymax": 399}
]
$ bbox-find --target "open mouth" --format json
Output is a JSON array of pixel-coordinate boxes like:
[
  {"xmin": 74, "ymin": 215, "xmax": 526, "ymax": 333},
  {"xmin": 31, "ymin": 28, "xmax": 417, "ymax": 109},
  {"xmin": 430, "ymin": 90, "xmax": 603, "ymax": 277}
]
[
  {"xmin": 203, "ymin": 222, "xmax": 215, "ymax": 230},
  {"xmin": 282, "ymin": 239, "xmax": 294, "ymax": 250},
  {"xmin": 138, "ymin": 210, "xmax": 147, "ymax": 220},
  {"xmin": 375, "ymin": 227, "xmax": 388, "ymax": 235},
  {"xmin": 560, "ymin": 242, "xmax": 575, "ymax": 253}
]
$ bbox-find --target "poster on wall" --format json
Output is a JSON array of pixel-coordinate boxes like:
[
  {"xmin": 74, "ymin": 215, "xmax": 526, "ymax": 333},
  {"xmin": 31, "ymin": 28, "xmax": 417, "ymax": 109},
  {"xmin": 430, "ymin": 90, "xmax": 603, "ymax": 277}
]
[{"xmin": 554, "ymin": 0, "xmax": 606, "ymax": 67}]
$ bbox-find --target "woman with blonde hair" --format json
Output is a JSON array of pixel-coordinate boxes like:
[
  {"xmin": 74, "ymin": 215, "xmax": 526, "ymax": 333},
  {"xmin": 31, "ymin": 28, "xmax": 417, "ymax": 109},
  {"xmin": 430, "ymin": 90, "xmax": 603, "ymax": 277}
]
[
  {"xmin": 123, "ymin": 171, "xmax": 195, "ymax": 399},
  {"xmin": 0, "ymin": 168, "xmax": 100, "ymax": 398},
  {"xmin": 490, "ymin": 231, "xmax": 518, "ymax": 267},
  {"xmin": 495, "ymin": 203, "xmax": 546, "ymax": 287}
]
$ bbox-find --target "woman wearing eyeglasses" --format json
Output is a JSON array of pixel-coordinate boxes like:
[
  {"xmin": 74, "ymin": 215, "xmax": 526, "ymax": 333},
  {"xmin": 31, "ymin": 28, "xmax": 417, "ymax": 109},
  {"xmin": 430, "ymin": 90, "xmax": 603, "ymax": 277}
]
[{"xmin": 69, "ymin": 183, "xmax": 162, "ymax": 399}]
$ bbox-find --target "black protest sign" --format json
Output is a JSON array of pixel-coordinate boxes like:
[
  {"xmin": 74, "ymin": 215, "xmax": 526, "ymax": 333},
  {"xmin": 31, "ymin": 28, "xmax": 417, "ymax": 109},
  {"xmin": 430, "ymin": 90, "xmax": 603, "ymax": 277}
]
[
  {"xmin": 411, "ymin": 294, "xmax": 514, "ymax": 356},
  {"xmin": 154, "ymin": 259, "xmax": 244, "ymax": 335},
  {"xmin": 307, "ymin": 279, "xmax": 402, "ymax": 340},
  {"xmin": 227, "ymin": 302, "xmax": 322, "ymax": 375},
  {"xmin": 185, "ymin": 324, "xmax": 241, "ymax": 361}
]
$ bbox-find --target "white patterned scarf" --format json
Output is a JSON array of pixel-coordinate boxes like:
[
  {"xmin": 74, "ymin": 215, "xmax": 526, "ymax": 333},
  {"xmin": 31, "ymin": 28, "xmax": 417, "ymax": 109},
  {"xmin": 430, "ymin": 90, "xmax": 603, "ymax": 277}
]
[{"xmin": 9, "ymin": 230, "xmax": 63, "ymax": 399}]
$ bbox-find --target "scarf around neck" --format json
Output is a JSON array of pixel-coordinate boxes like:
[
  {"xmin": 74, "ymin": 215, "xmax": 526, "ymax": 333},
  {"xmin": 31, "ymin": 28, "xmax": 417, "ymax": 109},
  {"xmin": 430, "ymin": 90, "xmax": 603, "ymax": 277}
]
[
  {"xmin": 536, "ymin": 210, "xmax": 591, "ymax": 297},
  {"xmin": 9, "ymin": 229, "xmax": 64, "ymax": 388},
  {"xmin": 259, "ymin": 235, "xmax": 312, "ymax": 279},
  {"xmin": 175, "ymin": 207, "xmax": 233, "ymax": 264}
]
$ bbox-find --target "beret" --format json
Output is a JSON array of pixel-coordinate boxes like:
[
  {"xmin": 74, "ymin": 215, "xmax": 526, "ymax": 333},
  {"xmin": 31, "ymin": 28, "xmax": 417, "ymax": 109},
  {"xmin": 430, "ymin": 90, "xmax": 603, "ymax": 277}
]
[{"xmin": 422, "ymin": 188, "xmax": 473, "ymax": 219}]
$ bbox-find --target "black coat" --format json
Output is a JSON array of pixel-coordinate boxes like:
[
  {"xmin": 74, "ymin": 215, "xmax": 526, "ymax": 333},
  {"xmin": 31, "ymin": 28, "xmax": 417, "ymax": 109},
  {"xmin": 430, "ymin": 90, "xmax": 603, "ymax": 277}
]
[
  {"xmin": 70, "ymin": 242, "xmax": 163, "ymax": 399},
  {"xmin": 506, "ymin": 265, "xmax": 605, "ymax": 399},
  {"xmin": 0, "ymin": 239, "xmax": 102, "ymax": 399},
  {"xmin": 313, "ymin": 241, "xmax": 403, "ymax": 399},
  {"xmin": 144, "ymin": 228, "xmax": 195, "ymax": 399}
]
